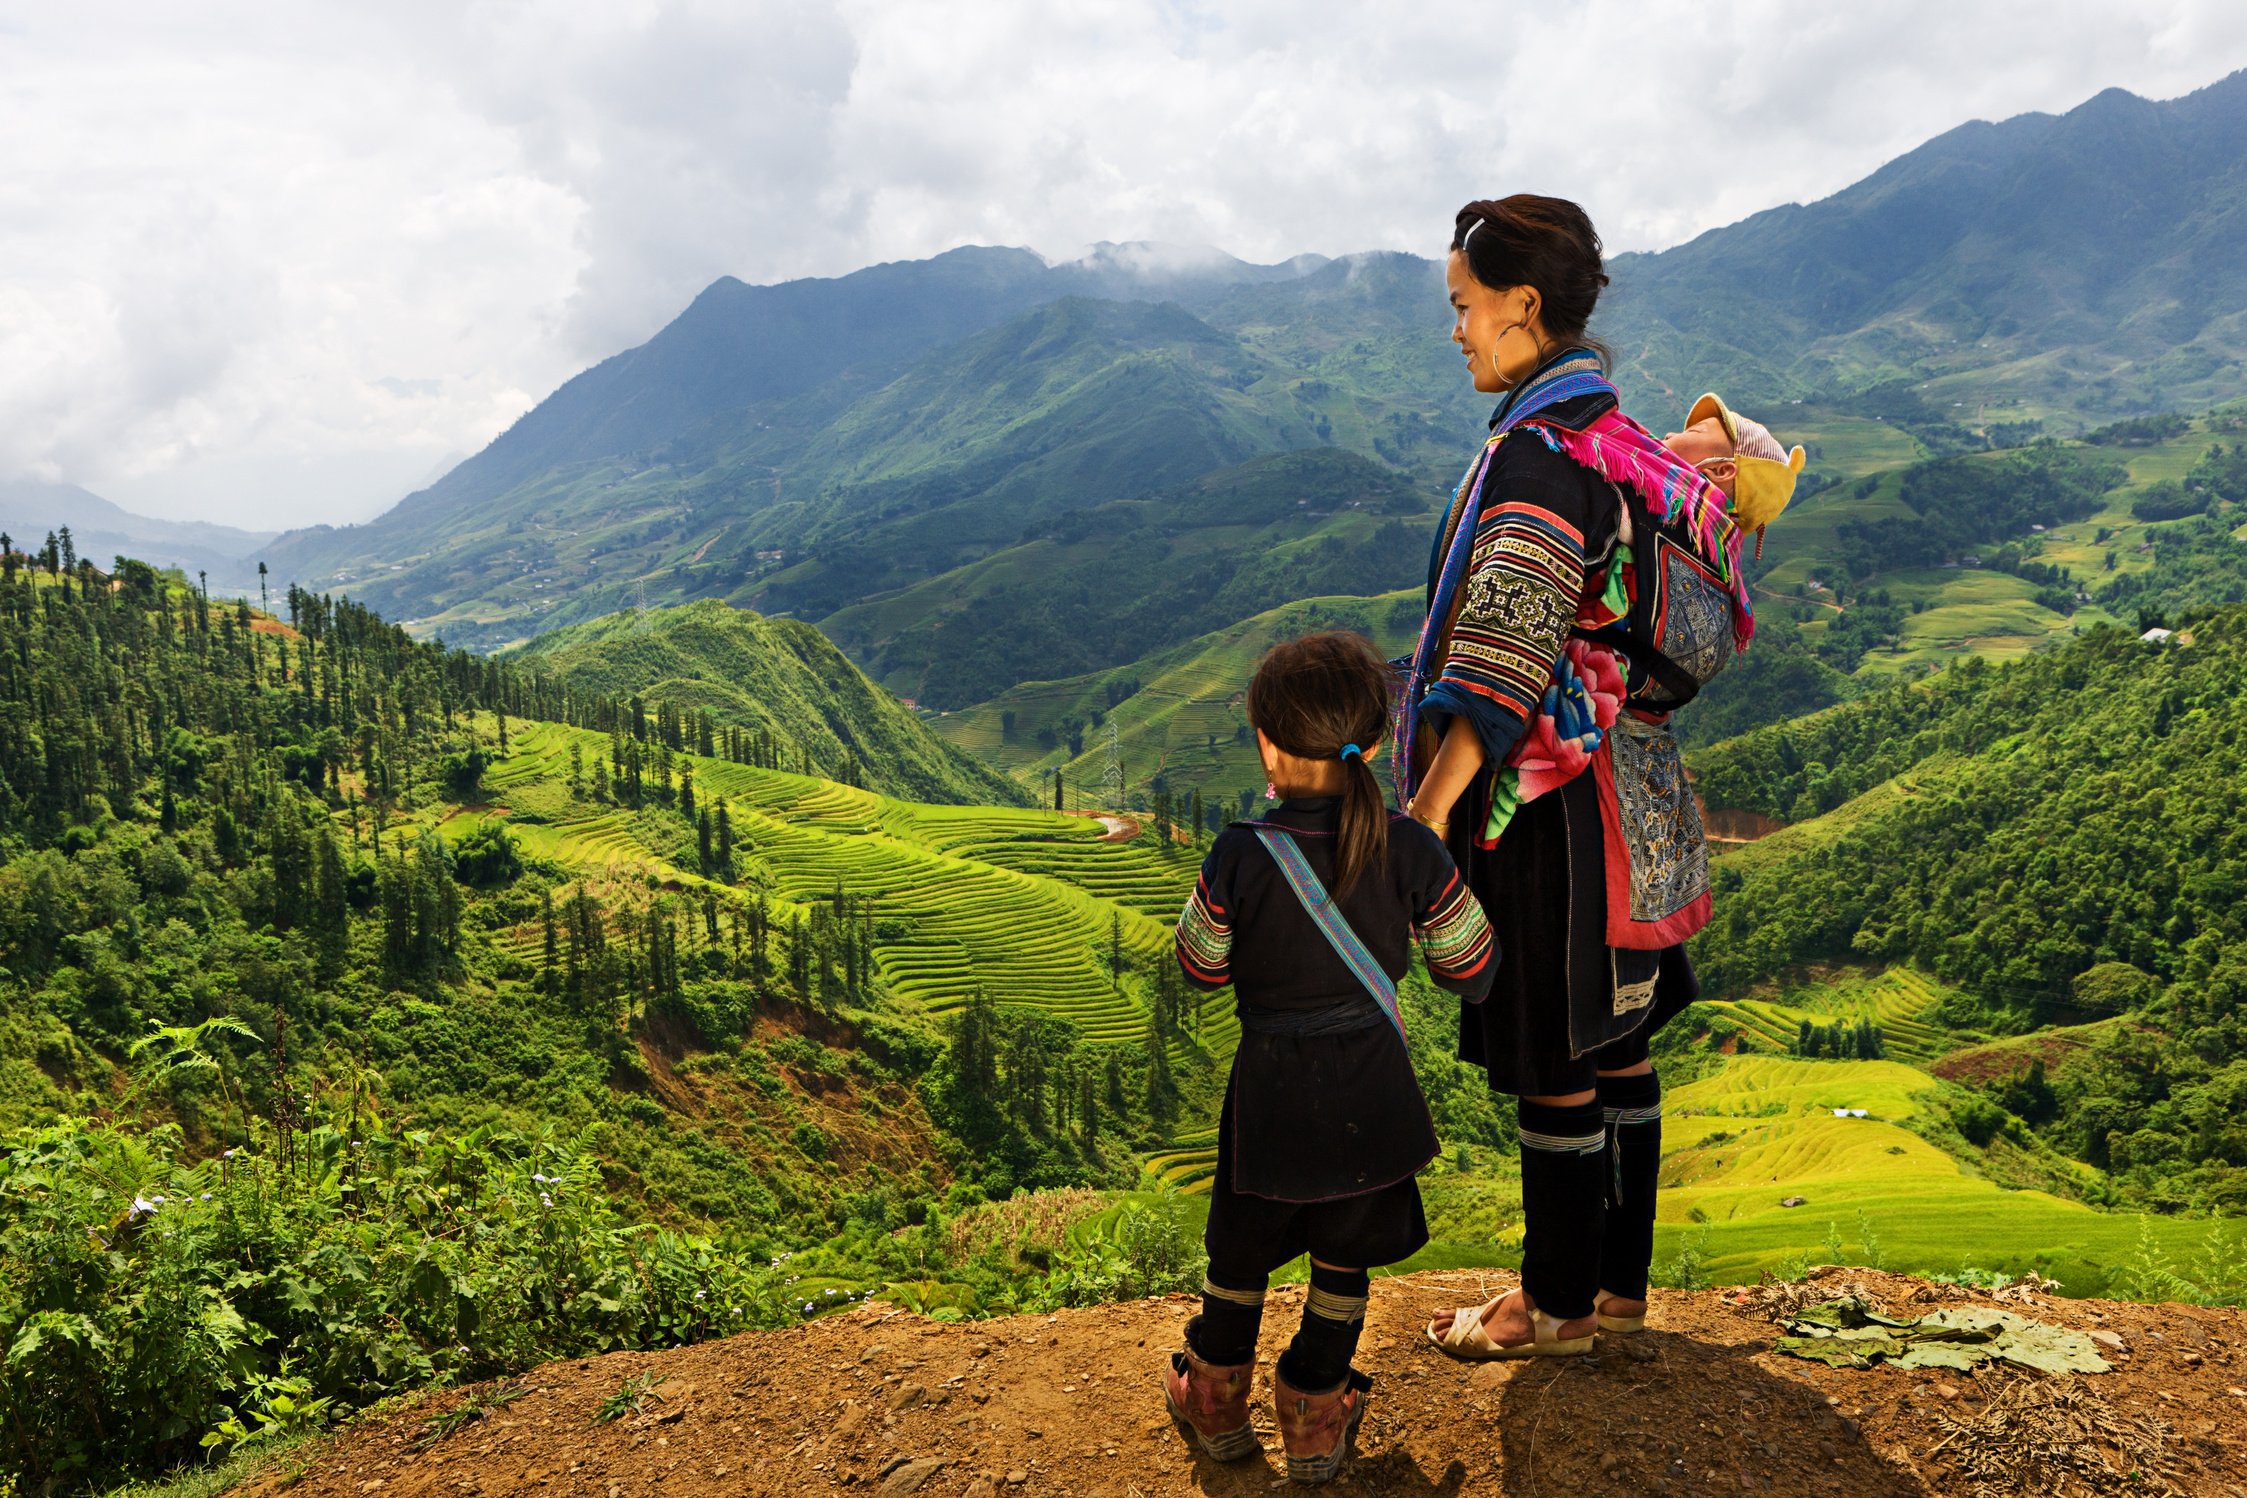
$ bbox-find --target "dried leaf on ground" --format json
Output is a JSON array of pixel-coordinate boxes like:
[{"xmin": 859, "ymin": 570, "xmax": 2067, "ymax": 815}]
[{"xmin": 1774, "ymin": 1301, "xmax": 2112, "ymax": 1375}]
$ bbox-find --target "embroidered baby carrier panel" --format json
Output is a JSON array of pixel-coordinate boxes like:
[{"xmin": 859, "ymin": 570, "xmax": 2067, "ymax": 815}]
[
  {"xmin": 1592, "ymin": 712, "xmax": 1712, "ymax": 947},
  {"xmin": 1633, "ymin": 533, "xmax": 1737, "ymax": 707}
]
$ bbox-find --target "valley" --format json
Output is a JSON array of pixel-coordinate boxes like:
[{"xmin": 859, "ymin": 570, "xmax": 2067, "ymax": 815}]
[{"xmin": 9, "ymin": 66, "xmax": 2247, "ymax": 1498}]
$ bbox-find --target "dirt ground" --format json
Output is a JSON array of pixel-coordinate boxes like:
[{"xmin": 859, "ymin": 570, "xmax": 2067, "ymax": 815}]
[{"xmin": 240, "ymin": 1268, "xmax": 2247, "ymax": 1498}]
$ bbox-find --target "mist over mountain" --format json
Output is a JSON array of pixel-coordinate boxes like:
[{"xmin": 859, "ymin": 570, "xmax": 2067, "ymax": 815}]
[
  {"xmin": 0, "ymin": 478, "xmax": 274, "ymax": 585},
  {"xmin": 256, "ymin": 71, "xmax": 2247, "ymax": 680}
]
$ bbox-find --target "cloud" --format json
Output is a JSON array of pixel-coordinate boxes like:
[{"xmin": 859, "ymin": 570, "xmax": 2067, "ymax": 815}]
[{"xmin": 3, "ymin": 0, "xmax": 2245, "ymax": 529}]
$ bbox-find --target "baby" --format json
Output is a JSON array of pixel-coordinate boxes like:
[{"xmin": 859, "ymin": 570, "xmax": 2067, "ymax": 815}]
[{"xmin": 1662, "ymin": 391, "xmax": 1806, "ymax": 552}]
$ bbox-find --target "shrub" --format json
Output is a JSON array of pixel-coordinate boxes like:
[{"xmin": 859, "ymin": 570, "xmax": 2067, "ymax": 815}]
[{"xmin": 0, "ymin": 1117, "xmax": 792, "ymax": 1490}]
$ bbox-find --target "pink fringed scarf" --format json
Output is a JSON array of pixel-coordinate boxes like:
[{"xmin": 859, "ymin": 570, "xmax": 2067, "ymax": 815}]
[{"xmin": 1520, "ymin": 407, "xmax": 1756, "ymax": 650}]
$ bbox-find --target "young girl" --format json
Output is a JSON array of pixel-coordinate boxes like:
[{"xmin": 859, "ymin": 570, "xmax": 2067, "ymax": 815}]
[{"xmin": 1165, "ymin": 631, "xmax": 1495, "ymax": 1485}]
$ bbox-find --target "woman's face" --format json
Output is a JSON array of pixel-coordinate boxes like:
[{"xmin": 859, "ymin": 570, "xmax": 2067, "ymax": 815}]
[{"xmin": 1447, "ymin": 250, "xmax": 1538, "ymax": 394}]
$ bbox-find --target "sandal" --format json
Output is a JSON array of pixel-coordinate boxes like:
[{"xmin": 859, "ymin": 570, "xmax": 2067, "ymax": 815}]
[
  {"xmin": 1424, "ymin": 1288, "xmax": 1595, "ymax": 1362},
  {"xmin": 1595, "ymin": 1289, "xmax": 1647, "ymax": 1334}
]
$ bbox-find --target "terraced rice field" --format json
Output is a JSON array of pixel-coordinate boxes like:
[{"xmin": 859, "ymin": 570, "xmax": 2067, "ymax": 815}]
[
  {"xmin": 1143, "ymin": 1125, "xmax": 1220, "ymax": 1192},
  {"xmin": 1657, "ymin": 1056, "xmax": 2242, "ymax": 1293},
  {"xmin": 1699, "ymin": 966, "xmax": 1963, "ymax": 1063},
  {"xmin": 445, "ymin": 720, "xmax": 1220, "ymax": 1049}
]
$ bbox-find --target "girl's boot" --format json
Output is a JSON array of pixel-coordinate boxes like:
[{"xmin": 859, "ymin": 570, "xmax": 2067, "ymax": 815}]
[
  {"xmin": 1271, "ymin": 1367, "xmax": 1371, "ymax": 1484},
  {"xmin": 1162, "ymin": 1347, "xmax": 1259, "ymax": 1460}
]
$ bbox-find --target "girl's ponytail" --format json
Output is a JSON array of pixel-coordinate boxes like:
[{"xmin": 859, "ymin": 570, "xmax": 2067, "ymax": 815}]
[
  {"xmin": 1333, "ymin": 740, "xmax": 1388, "ymax": 903},
  {"xmin": 1244, "ymin": 632, "xmax": 1394, "ymax": 901}
]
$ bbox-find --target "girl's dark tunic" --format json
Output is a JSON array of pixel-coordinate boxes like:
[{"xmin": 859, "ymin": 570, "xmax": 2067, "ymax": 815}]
[
  {"xmin": 1420, "ymin": 386, "xmax": 1699, "ymax": 1097},
  {"xmin": 1175, "ymin": 798, "xmax": 1494, "ymax": 1273}
]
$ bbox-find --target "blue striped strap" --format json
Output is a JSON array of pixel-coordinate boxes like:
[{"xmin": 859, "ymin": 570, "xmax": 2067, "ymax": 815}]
[{"xmin": 1251, "ymin": 827, "xmax": 1407, "ymax": 1046}]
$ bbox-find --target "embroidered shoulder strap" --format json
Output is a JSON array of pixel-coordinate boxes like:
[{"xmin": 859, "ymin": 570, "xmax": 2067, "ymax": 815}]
[{"xmin": 1251, "ymin": 827, "xmax": 1407, "ymax": 1045}]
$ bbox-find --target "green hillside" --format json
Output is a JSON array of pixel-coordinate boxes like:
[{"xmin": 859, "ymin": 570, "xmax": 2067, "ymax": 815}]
[
  {"xmin": 1684, "ymin": 603, "xmax": 2247, "ymax": 1212},
  {"xmin": 933, "ymin": 591, "xmax": 1424, "ymax": 816},
  {"xmin": 1604, "ymin": 74, "xmax": 2247, "ymax": 434},
  {"xmin": 822, "ymin": 448, "xmax": 1426, "ymax": 706},
  {"xmin": 505, "ymin": 599, "xmax": 1026, "ymax": 805},
  {"xmin": 0, "ymin": 556, "xmax": 1266, "ymax": 1485},
  {"xmin": 9, "ymin": 554, "xmax": 2243, "ymax": 1493}
]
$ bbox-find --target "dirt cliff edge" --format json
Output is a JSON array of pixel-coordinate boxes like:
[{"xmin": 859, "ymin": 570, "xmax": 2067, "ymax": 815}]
[{"xmin": 237, "ymin": 1268, "xmax": 2246, "ymax": 1498}]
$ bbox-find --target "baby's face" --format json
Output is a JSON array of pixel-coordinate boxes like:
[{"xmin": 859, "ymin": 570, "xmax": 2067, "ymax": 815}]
[{"xmin": 1662, "ymin": 416, "xmax": 1738, "ymax": 498}]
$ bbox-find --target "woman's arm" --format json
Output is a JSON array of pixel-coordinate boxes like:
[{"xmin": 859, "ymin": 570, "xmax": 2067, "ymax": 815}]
[{"xmin": 1407, "ymin": 721, "xmax": 1484, "ymax": 830}]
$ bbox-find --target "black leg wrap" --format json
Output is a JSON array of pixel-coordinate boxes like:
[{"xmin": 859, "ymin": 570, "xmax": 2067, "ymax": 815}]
[
  {"xmin": 1188, "ymin": 1264, "xmax": 1269, "ymax": 1365},
  {"xmin": 1278, "ymin": 1264, "xmax": 1370, "ymax": 1393},
  {"xmin": 1517, "ymin": 1097, "xmax": 1607, "ymax": 1321},
  {"xmin": 1598, "ymin": 1069, "xmax": 1663, "ymax": 1302}
]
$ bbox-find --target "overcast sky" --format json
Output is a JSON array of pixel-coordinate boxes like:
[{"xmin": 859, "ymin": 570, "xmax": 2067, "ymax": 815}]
[{"xmin": 6, "ymin": 1, "xmax": 2247, "ymax": 532}]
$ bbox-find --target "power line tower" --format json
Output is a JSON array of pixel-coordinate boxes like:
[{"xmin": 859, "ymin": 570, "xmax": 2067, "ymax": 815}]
[{"xmin": 1101, "ymin": 722, "xmax": 1123, "ymax": 810}]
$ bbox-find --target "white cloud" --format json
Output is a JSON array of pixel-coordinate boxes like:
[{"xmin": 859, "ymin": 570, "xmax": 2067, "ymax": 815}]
[{"xmin": 3, "ymin": 0, "xmax": 2245, "ymax": 529}]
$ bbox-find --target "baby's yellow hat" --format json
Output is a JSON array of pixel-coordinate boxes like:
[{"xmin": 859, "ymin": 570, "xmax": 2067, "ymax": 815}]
[{"xmin": 1688, "ymin": 391, "xmax": 1807, "ymax": 538}]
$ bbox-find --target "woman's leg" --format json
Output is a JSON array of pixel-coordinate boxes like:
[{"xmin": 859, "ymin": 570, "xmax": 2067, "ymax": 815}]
[
  {"xmin": 1595, "ymin": 1060, "xmax": 1660, "ymax": 1316},
  {"xmin": 1427, "ymin": 1086, "xmax": 1605, "ymax": 1341},
  {"xmin": 1279, "ymin": 1258, "xmax": 1369, "ymax": 1392},
  {"xmin": 1513, "ymin": 1088, "xmax": 1606, "ymax": 1323}
]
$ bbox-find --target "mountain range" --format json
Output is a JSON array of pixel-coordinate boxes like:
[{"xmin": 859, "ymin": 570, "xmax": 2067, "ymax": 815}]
[
  {"xmin": 243, "ymin": 71, "xmax": 2247, "ymax": 679},
  {"xmin": 96, "ymin": 74, "xmax": 2220, "ymax": 705},
  {"xmin": 0, "ymin": 478, "xmax": 274, "ymax": 586}
]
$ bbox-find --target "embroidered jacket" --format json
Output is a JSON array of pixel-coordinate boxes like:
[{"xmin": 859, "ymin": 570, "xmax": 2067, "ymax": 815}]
[
  {"xmin": 1174, "ymin": 799, "xmax": 1494, "ymax": 1006},
  {"xmin": 1419, "ymin": 391, "xmax": 1622, "ymax": 772}
]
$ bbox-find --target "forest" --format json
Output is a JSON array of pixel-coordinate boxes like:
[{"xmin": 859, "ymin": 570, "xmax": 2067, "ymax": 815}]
[
  {"xmin": 1690, "ymin": 606, "xmax": 2247, "ymax": 1212},
  {"xmin": 0, "ymin": 548, "xmax": 1241, "ymax": 1487}
]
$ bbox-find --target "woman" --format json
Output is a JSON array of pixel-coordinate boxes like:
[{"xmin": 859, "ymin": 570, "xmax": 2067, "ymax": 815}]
[{"xmin": 1399, "ymin": 196, "xmax": 1738, "ymax": 1360}]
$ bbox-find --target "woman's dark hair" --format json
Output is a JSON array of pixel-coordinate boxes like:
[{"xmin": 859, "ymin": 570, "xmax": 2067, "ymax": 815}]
[
  {"xmin": 1245, "ymin": 631, "xmax": 1391, "ymax": 900},
  {"xmin": 1452, "ymin": 194, "xmax": 1610, "ymax": 356}
]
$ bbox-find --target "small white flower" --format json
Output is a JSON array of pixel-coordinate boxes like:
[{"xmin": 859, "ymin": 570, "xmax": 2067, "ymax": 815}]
[
  {"xmin": 200, "ymin": 1193, "xmax": 212, "ymax": 1201},
  {"xmin": 695, "ymin": 1290, "xmax": 706, "ymax": 1300},
  {"xmin": 539, "ymin": 1193, "xmax": 553, "ymax": 1207}
]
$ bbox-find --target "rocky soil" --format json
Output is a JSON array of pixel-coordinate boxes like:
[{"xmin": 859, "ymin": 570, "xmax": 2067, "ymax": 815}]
[{"xmin": 236, "ymin": 1268, "xmax": 2247, "ymax": 1498}]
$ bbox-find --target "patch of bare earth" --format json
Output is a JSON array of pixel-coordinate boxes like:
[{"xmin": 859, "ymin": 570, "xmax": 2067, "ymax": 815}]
[{"xmin": 241, "ymin": 1269, "xmax": 2245, "ymax": 1498}]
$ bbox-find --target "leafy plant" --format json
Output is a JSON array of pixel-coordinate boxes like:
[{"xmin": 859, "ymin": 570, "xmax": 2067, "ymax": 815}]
[
  {"xmin": 593, "ymin": 1372, "xmax": 668, "ymax": 1424},
  {"xmin": 413, "ymin": 1381, "xmax": 529, "ymax": 1452},
  {"xmin": 201, "ymin": 1357, "xmax": 335, "ymax": 1454}
]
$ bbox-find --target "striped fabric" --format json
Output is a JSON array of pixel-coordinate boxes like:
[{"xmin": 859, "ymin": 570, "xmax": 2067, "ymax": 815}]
[
  {"xmin": 1414, "ymin": 868, "xmax": 1495, "ymax": 982},
  {"xmin": 1175, "ymin": 871, "xmax": 1231, "ymax": 985},
  {"xmin": 1439, "ymin": 499, "xmax": 1590, "ymax": 729},
  {"xmin": 1306, "ymin": 1284, "xmax": 1369, "ymax": 1323},
  {"xmin": 1518, "ymin": 1122, "xmax": 1607, "ymax": 1156},
  {"xmin": 1203, "ymin": 1276, "xmax": 1268, "ymax": 1307},
  {"xmin": 1604, "ymin": 1102, "xmax": 1663, "ymax": 1128}
]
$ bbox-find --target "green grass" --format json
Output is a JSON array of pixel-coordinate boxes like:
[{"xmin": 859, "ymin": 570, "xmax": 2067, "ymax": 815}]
[{"xmin": 1651, "ymin": 1056, "xmax": 2240, "ymax": 1294}]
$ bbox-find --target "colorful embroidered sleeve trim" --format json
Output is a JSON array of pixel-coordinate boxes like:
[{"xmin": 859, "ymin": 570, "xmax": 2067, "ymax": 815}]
[
  {"xmin": 1414, "ymin": 869, "xmax": 1494, "ymax": 979},
  {"xmin": 1435, "ymin": 498, "xmax": 1589, "ymax": 727},
  {"xmin": 1175, "ymin": 870, "xmax": 1232, "ymax": 986}
]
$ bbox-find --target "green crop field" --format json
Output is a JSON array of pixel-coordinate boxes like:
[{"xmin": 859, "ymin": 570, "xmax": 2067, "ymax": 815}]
[{"xmin": 411, "ymin": 718, "xmax": 1220, "ymax": 1058}]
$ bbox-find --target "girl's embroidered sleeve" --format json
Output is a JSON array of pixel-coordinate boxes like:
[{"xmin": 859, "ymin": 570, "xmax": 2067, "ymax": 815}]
[
  {"xmin": 1175, "ymin": 844, "xmax": 1234, "ymax": 990},
  {"xmin": 1423, "ymin": 487, "xmax": 1589, "ymax": 767},
  {"xmin": 1409, "ymin": 840, "xmax": 1496, "ymax": 1001}
]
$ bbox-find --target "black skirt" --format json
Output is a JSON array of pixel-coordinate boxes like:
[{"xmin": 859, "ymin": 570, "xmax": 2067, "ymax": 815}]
[
  {"xmin": 1205, "ymin": 1070, "xmax": 1431, "ymax": 1275},
  {"xmin": 1455, "ymin": 772, "xmax": 1697, "ymax": 1096}
]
